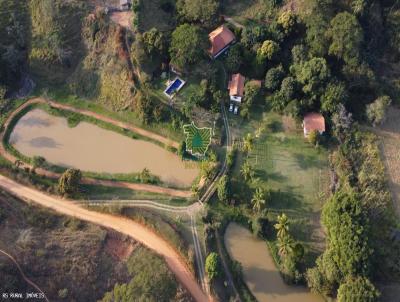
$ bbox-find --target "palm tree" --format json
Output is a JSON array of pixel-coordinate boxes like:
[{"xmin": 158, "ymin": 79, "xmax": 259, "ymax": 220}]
[
  {"xmin": 277, "ymin": 234, "xmax": 294, "ymax": 257},
  {"xmin": 251, "ymin": 187, "xmax": 266, "ymax": 213},
  {"xmin": 274, "ymin": 213, "xmax": 289, "ymax": 239},
  {"xmin": 243, "ymin": 133, "xmax": 254, "ymax": 153},
  {"xmin": 241, "ymin": 161, "xmax": 255, "ymax": 182}
]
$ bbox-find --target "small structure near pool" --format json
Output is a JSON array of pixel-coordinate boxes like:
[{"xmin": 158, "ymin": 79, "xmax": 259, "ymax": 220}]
[
  {"xmin": 303, "ymin": 113, "xmax": 325, "ymax": 137},
  {"xmin": 164, "ymin": 77, "xmax": 186, "ymax": 98}
]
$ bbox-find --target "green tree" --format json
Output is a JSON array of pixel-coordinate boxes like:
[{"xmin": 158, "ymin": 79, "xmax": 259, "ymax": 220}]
[
  {"xmin": 58, "ymin": 168, "xmax": 82, "ymax": 196},
  {"xmin": 243, "ymin": 133, "xmax": 254, "ymax": 153},
  {"xmin": 224, "ymin": 44, "xmax": 243, "ymax": 73},
  {"xmin": 241, "ymin": 160, "xmax": 255, "ymax": 182},
  {"xmin": 274, "ymin": 213, "xmax": 289, "ymax": 238},
  {"xmin": 337, "ymin": 276, "xmax": 380, "ymax": 302},
  {"xmin": 326, "ymin": 12, "xmax": 363, "ymax": 66},
  {"xmin": 366, "ymin": 96, "xmax": 392, "ymax": 127},
  {"xmin": 139, "ymin": 168, "xmax": 151, "ymax": 183},
  {"xmin": 308, "ymin": 130, "xmax": 320, "ymax": 146},
  {"xmin": 177, "ymin": 0, "xmax": 219, "ymax": 26},
  {"xmin": 280, "ymin": 76, "xmax": 297, "ymax": 101},
  {"xmin": 278, "ymin": 11, "xmax": 296, "ymax": 34},
  {"xmin": 102, "ymin": 247, "xmax": 178, "ymax": 301},
  {"xmin": 251, "ymin": 187, "xmax": 267, "ymax": 213},
  {"xmin": 205, "ymin": 252, "xmax": 220, "ymax": 280},
  {"xmin": 294, "ymin": 57, "xmax": 330, "ymax": 96},
  {"xmin": 169, "ymin": 24, "xmax": 208, "ymax": 70},
  {"xmin": 321, "ymin": 82, "xmax": 348, "ymax": 114},
  {"xmin": 322, "ymin": 190, "xmax": 372, "ymax": 278},
  {"xmin": 277, "ymin": 234, "xmax": 294, "ymax": 257},
  {"xmin": 217, "ymin": 175, "xmax": 230, "ymax": 203},
  {"xmin": 243, "ymin": 81, "xmax": 261, "ymax": 106},
  {"xmin": 265, "ymin": 65, "xmax": 285, "ymax": 91},
  {"xmin": 257, "ymin": 40, "xmax": 280, "ymax": 61}
]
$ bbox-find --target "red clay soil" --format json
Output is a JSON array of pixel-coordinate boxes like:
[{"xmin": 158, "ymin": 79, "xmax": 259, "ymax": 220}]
[
  {"xmin": 0, "ymin": 98, "xmax": 191, "ymax": 198},
  {"xmin": 0, "ymin": 174, "xmax": 210, "ymax": 302}
]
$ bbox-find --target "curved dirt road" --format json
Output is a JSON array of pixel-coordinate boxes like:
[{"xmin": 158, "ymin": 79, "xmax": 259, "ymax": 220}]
[
  {"xmin": 0, "ymin": 174, "xmax": 209, "ymax": 302},
  {"xmin": 0, "ymin": 98, "xmax": 191, "ymax": 198}
]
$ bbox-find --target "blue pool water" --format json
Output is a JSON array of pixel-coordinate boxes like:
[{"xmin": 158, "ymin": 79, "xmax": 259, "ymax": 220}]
[{"xmin": 165, "ymin": 79, "xmax": 183, "ymax": 95}]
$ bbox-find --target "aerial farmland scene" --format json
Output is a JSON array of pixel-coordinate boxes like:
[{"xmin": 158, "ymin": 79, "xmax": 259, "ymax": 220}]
[{"xmin": 0, "ymin": 0, "xmax": 400, "ymax": 301}]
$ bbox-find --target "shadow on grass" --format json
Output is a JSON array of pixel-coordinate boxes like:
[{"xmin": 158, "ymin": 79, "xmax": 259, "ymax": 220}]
[
  {"xmin": 256, "ymin": 169, "xmax": 288, "ymax": 182},
  {"xmin": 292, "ymin": 152, "xmax": 323, "ymax": 170},
  {"xmin": 269, "ymin": 190, "xmax": 303, "ymax": 210}
]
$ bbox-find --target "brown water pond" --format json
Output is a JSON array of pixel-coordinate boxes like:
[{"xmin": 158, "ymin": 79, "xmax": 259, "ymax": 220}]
[
  {"xmin": 224, "ymin": 223, "xmax": 324, "ymax": 302},
  {"xmin": 10, "ymin": 109, "xmax": 199, "ymax": 188}
]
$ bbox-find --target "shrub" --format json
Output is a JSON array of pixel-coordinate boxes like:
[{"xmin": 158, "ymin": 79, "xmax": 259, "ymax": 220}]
[
  {"xmin": 337, "ymin": 277, "xmax": 380, "ymax": 302},
  {"xmin": 205, "ymin": 252, "xmax": 220, "ymax": 280},
  {"xmin": 366, "ymin": 95, "xmax": 392, "ymax": 127},
  {"xmin": 58, "ymin": 168, "xmax": 82, "ymax": 196}
]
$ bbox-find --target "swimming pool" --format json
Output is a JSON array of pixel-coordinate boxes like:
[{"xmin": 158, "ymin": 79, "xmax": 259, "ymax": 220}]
[{"xmin": 164, "ymin": 77, "xmax": 186, "ymax": 97}]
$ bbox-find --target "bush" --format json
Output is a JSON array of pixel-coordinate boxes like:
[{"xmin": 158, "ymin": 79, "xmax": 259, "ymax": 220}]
[
  {"xmin": 205, "ymin": 252, "xmax": 221, "ymax": 280},
  {"xmin": 366, "ymin": 95, "xmax": 392, "ymax": 127},
  {"xmin": 337, "ymin": 277, "xmax": 380, "ymax": 302},
  {"xmin": 265, "ymin": 65, "xmax": 285, "ymax": 91},
  {"xmin": 58, "ymin": 168, "xmax": 82, "ymax": 196}
]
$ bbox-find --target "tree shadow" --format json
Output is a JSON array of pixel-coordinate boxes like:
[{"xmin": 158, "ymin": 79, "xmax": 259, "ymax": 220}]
[
  {"xmin": 292, "ymin": 152, "xmax": 322, "ymax": 170},
  {"xmin": 267, "ymin": 120, "xmax": 283, "ymax": 133}
]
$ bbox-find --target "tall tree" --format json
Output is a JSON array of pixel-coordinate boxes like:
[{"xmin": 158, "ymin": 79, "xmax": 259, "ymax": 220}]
[
  {"xmin": 326, "ymin": 12, "xmax": 364, "ymax": 66},
  {"xmin": 251, "ymin": 187, "xmax": 266, "ymax": 213},
  {"xmin": 169, "ymin": 24, "xmax": 208, "ymax": 70},
  {"xmin": 177, "ymin": 0, "xmax": 219, "ymax": 26},
  {"xmin": 274, "ymin": 213, "xmax": 290, "ymax": 238}
]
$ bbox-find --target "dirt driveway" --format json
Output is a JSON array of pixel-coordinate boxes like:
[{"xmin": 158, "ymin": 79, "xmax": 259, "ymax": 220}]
[{"xmin": 0, "ymin": 174, "xmax": 209, "ymax": 302}]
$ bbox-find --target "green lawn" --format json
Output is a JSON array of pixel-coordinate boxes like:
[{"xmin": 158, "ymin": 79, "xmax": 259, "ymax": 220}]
[{"xmin": 230, "ymin": 111, "xmax": 330, "ymax": 262}]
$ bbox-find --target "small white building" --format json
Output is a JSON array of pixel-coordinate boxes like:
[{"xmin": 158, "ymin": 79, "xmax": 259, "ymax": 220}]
[
  {"xmin": 303, "ymin": 113, "xmax": 326, "ymax": 137},
  {"xmin": 228, "ymin": 73, "xmax": 245, "ymax": 103}
]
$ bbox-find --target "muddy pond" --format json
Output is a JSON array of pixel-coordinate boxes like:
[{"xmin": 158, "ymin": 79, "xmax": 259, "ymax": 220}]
[
  {"xmin": 10, "ymin": 109, "xmax": 199, "ymax": 188},
  {"xmin": 224, "ymin": 223, "xmax": 324, "ymax": 302}
]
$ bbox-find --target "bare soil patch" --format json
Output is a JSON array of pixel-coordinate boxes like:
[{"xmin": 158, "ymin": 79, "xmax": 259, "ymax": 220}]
[
  {"xmin": 110, "ymin": 11, "xmax": 133, "ymax": 29},
  {"xmin": 104, "ymin": 232, "xmax": 138, "ymax": 261},
  {"xmin": 374, "ymin": 106, "xmax": 400, "ymax": 216}
]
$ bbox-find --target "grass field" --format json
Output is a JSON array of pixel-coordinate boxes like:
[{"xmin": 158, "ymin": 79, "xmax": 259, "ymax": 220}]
[{"xmin": 230, "ymin": 110, "xmax": 330, "ymax": 263}]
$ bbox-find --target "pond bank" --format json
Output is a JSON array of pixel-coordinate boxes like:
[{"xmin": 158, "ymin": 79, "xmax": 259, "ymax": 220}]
[
  {"xmin": 10, "ymin": 109, "xmax": 198, "ymax": 188},
  {"xmin": 224, "ymin": 223, "xmax": 324, "ymax": 302}
]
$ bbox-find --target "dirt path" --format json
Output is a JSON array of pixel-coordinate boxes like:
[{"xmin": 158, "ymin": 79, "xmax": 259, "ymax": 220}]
[
  {"xmin": 0, "ymin": 98, "xmax": 190, "ymax": 198},
  {"xmin": 0, "ymin": 249, "xmax": 49, "ymax": 302},
  {"xmin": 0, "ymin": 174, "xmax": 209, "ymax": 302}
]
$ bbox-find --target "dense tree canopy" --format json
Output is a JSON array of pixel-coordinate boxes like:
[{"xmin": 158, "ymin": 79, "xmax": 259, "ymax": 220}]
[
  {"xmin": 337, "ymin": 276, "xmax": 380, "ymax": 302},
  {"xmin": 177, "ymin": 0, "xmax": 219, "ymax": 26},
  {"xmin": 327, "ymin": 12, "xmax": 364, "ymax": 66},
  {"xmin": 169, "ymin": 24, "xmax": 208, "ymax": 70}
]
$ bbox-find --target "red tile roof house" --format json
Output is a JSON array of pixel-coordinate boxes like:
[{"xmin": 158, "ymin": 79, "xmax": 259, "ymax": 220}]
[
  {"xmin": 228, "ymin": 73, "xmax": 245, "ymax": 103},
  {"xmin": 209, "ymin": 25, "xmax": 236, "ymax": 59},
  {"xmin": 303, "ymin": 113, "xmax": 326, "ymax": 137}
]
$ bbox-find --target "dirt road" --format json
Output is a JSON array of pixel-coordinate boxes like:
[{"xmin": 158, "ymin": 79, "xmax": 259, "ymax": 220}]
[
  {"xmin": 0, "ymin": 98, "xmax": 191, "ymax": 198},
  {"xmin": 0, "ymin": 174, "xmax": 209, "ymax": 302}
]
